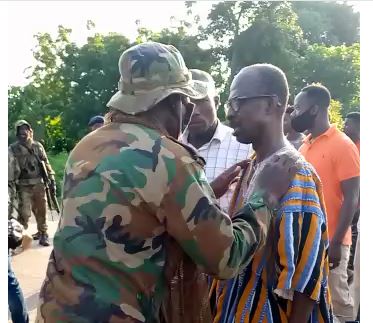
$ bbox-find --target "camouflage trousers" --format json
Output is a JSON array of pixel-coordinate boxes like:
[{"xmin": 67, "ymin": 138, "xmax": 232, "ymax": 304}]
[{"xmin": 17, "ymin": 184, "xmax": 48, "ymax": 234}]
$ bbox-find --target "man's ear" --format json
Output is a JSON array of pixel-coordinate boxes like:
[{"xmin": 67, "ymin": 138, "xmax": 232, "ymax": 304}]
[
  {"xmin": 214, "ymin": 95, "xmax": 220, "ymax": 109},
  {"xmin": 310, "ymin": 104, "xmax": 319, "ymax": 115},
  {"xmin": 265, "ymin": 96, "xmax": 279, "ymax": 115}
]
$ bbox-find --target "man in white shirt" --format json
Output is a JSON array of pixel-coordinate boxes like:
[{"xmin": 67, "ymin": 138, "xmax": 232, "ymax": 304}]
[{"xmin": 181, "ymin": 69, "xmax": 252, "ymax": 211}]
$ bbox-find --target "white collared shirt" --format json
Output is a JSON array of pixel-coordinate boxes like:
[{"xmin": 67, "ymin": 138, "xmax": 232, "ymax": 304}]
[{"xmin": 181, "ymin": 122, "xmax": 252, "ymax": 211}]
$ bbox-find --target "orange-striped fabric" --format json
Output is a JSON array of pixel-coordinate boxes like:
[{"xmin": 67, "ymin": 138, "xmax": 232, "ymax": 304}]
[{"xmin": 210, "ymin": 161, "xmax": 333, "ymax": 323}]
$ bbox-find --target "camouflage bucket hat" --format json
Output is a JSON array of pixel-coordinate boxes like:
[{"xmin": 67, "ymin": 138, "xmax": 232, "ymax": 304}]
[
  {"xmin": 107, "ymin": 42, "xmax": 208, "ymax": 115},
  {"xmin": 190, "ymin": 69, "xmax": 217, "ymax": 97},
  {"xmin": 14, "ymin": 120, "xmax": 31, "ymax": 132}
]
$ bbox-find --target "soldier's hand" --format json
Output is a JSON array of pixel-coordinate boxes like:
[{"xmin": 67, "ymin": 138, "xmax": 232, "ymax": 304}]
[
  {"xmin": 210, "ymin": 160, "xmax": 250, "ymax": 199},
  {"xmin": 254, "ymin": 153, "xmax": 299, "ymax": 208}
]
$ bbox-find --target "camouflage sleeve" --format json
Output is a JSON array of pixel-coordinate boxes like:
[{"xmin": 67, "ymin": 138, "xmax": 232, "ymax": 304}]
[
  {"xmin": 8, "ymin": 148, "xmax": 20, "ymax": 219},
  {"xmin": 8, "ymin": 147, "xmax": 20, "ymax": 182},
  {"xmin": 37, "ymin": 143, "xmax": 55, "ymax": 178},
  {"xmin": 161, "ymin": 159, "xmax": 271, "ymax": 279}
]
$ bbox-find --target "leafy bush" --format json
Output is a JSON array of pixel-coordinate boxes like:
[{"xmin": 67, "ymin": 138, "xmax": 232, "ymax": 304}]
[{"xmin": 329, "ymin": 99, "xmax": 344, "ymax": 130}]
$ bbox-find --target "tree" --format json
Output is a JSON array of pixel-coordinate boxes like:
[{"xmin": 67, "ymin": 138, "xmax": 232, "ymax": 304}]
[
  {"xmin": 329, "ymin": 99, "xmax": 344, "ymax": 130},
  {"xmin": 8, "ymin": 23, "xmax": 216, "ymax": 149},
  {"xmin": 292, "ymin": 1, "xmax": 360, "ymax": 46},
  {"xmin": 8, "ymin": 2, "xmax": 360, "ymax": 151},
  {"xmin": 8, "ymin": 26, "xmax": 129, "ymax": 150},
  {"xmin": 8, "ymin": 84, "xmax": 64, "ymax": 148},
  {"xmin": 8, "ymin": 26, "xmax": 74, "ymax": 150},
  {"xmin": 230, "ymin": 4, "xmax": 305, "ymax": 87},
  {"xmin": 295, "ymin": 43, "xmax": 360, "ymax": 115},
  {"xmin": 194, "ymin": 1, "xmax": 305, "ymax": 118},
  {"xmin": 186, "ymin": 0, "xmax": 359, "ymax": 119},
  {"xmin": 59, "ymin": 32, "xmax": 131, "ymax": 144}
]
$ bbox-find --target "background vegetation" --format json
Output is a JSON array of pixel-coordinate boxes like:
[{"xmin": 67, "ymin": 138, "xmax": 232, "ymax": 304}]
[{"xmin": 9, "ymin": 1, "xmax": 360, "ymax": 188}]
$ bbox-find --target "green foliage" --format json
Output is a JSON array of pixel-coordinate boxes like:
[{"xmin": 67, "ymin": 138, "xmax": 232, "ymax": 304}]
[
  {"xmin": 8, "ymin": 2, "xmax": 360, "ymax": 153},
  {"xmin": 230, "ymin": 3, "xmax": 305, "ymax": 77},
  {"xmin": 292, "ymin": 1, "xmax": 359, "ymax": 45},
  {"xmin": 48, "ymin": 151, "xmax": 69, "ymax": 197},
  {"xmin": 295, "ymin": 43, "xmax": 360, "ymax": 115},
  {"xmin": 197, "ymin": 1, "xmax": 307, "ymax": 118},
  {"xmin": 59, "ymin": 32, "xmax": 131, "ymax": 143},
  {"xmin": 8, "ymin": 26, "xmax": 73, "ymax": 149},
  {"xmin": 329, "ymin": 99, "xmax": 344, "ymax": 130},
  {"xmin": 189, "ymin": 0, "xmax": 360, "ymax": 119},
  {"xmin": 8, "ymin": 23, "xmax": 216, "ymax": 150},
  {"xmin": 227, "ymin": 2, "xmax": 305, "ymax": 105}
]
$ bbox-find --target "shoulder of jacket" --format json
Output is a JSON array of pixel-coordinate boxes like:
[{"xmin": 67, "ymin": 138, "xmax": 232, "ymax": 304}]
[
  {"xmin": 9, "ymin": 142, "xmax": 22, "ymax": 154},
  {"xmin": 32, "ymin": 141, "xmax": 44, "ymax": 149},
  {"xmin": 9, "ymin": 142, "xmax": 19, "ymax": 149},
  {"xmin": 162, "ymin": 136, "xmax": 206, "ymax": 168}
]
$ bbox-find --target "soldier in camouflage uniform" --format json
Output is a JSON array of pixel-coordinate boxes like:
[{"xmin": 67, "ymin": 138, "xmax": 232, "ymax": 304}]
[
  {"xmin": 37, "ymin": 42, "xmax": 296, "ymax": 323},
  {"xmin": 9, "ymin": 120, "xmax": 56, "ymax": 247}
]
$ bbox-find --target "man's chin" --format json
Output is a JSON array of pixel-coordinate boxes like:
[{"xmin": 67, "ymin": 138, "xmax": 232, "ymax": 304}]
[
  {"xmin": 187, "ymin": 125, "xmax": 206, "ymax": 135},
  {"xmin": 233, "ymin": 133, "xmax": 251, "ymax": 145}
]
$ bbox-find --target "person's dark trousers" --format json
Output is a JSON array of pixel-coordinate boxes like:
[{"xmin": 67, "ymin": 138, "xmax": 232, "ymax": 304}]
[{"xmin": 8, "ymin": 255, "xmax": 29, "ymax": 323}]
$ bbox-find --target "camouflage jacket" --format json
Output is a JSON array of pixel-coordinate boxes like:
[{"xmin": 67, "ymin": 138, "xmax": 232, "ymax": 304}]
[
  {"xmin": 38, "ymin": 123, "xmax": 271, "ymax": 323},
  {"xmin": 9, "ymin": 140, "xmax": 55, "ymax": 186}
]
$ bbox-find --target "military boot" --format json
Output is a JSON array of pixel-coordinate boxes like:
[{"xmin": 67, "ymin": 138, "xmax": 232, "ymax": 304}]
[
  {"xmin": 39, "ymin": 234, "xmax": 50, "ymax": 247},
  {"xmin": 32, "ymin": 232, "xmax": 41, "ymax": 240}
]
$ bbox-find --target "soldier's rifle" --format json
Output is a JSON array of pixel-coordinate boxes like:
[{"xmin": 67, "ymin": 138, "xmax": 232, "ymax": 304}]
[{"xmin": 38, "ymin": 159, "xmax": 60, "ymax": 220}]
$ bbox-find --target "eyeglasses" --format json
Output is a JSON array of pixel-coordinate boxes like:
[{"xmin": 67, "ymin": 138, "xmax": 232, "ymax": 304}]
[{"xmin": 227, "ymin": 95, "xmax": 279, "ymax": 113}]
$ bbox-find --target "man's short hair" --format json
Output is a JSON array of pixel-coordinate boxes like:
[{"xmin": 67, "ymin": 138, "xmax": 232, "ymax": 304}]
[
  {"xmin": 346, "ymin": 111, "xmax": 360, "ymax": 122},
  {"xmin": 250, "ymin": 64, "xmax": 289, "ymax": 109},
  {"xmin": 88, "ymin": 115, "xmax": 105, "ymax": 127},
  {"xmin": 346, "ymin": 111, "xmax": 360, "ymax": 128},
  {"xmin": 301, "ymin": 84, "xmax": 331, "ymax": 109}
]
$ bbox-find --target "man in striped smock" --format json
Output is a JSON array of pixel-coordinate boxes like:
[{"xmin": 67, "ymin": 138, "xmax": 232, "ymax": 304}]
[{"xmin": 210, "ymin": 64, "xmax": 333, "ymax": 322}]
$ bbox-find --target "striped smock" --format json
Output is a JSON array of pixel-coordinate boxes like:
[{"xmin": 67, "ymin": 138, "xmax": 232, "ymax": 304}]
[{"xmin": 210, "ymin": 160, "xmax": 333, "ymax": 323}]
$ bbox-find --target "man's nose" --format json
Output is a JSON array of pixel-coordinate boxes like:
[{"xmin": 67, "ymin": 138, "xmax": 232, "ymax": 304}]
[
  {"xmin": 226, "ymin": 109, "xmax": 237, "ymax": 127},
  {"xmin": 191, "ymin": 105, "xmax": 201, "ymax": 116}
]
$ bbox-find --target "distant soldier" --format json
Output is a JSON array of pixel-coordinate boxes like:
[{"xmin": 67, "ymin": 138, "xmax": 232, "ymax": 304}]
[{"xmin": 9, "ymin": 120, "xmax": 56, "ymax": 246}]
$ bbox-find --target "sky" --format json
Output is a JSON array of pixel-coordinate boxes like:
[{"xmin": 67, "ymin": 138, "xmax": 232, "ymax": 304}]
[
  {"xmin": 7, "ymin": 1, "xmax": 216, "ymax": 86},
  {"xmin": 7, "ymin": 1, "xmax": 362, "ymax": 87}
]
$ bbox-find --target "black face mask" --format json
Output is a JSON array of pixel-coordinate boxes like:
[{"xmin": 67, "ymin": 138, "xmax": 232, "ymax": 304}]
[{"xmin": 291, "ymin": 108, "xmax": 316, "ymax": 133}]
